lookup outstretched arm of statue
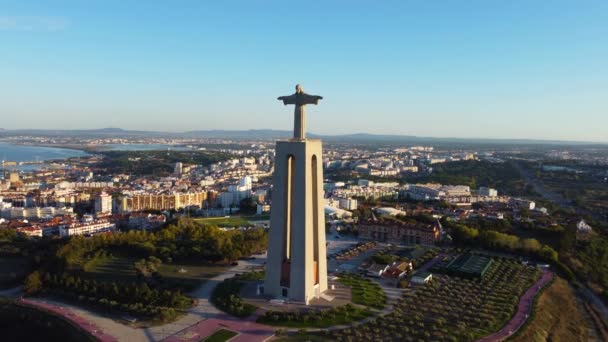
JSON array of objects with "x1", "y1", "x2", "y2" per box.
[
  {"x1": 301, "y1": 93, "x2": 323, "y2": 105},
  {"x1": 277, "y1": 94, "x2": 297, "y2": 105}
]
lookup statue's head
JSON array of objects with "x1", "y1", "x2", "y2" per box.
[{"x1": 295, "y1": 84, "x2": 303, "y2": 93}]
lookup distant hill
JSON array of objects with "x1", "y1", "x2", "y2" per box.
[
  {"x1": 184, "y1": 129, "x2": 294, "y2": 139},
  {"x1": 0, "y1": 128, "x2": 605, "y2": 147}
]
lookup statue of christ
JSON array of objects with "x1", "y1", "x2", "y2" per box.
[{"x1": 278, "y1": 84, "x2": 323, "y2": 140}]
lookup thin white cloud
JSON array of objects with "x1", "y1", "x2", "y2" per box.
[{"x1": 0, "y1": 15, "x2": 69, "y2": 31}]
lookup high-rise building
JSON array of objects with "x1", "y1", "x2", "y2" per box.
[
  {"x1": 265, "y1": 85, "x2": 327, "y2": 304},
  {"x1": 9, "y1": 173, "x2": 20, "y2": 183},
  {"x1": 120, "y1": 192, "x2": 207, "y2": 212},
  {"x1": 94, "y1": 192, "x2": 113, "y2": 214},
  {"x1": 174, "y1": 162, "x2": 183, "y2": 175}
]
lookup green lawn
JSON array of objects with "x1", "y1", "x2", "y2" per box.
[
  {"x1": 193, "y1": 216, "x2": 252, "y2": 227},
  {"x1": 257, "y1": 304, "x2": 373, "y2": 328},
  {"x1": 74, "y1": 255, "x2": 226, "y2": 291},
  {"x1": 79, "y1": 256, "x2": 138, "y2": 283},
  {"x1": 337, "y1": 274, "x2": 386, "y2": 309},
  {"x1": 0, "y1": 257, "x2": 30, "y2": 289},
  {"x1": 193, "y1": 215, "x2": 269, "y2": 227},
  {"x1": 158, "y1": 263, "x2": 228, "y2": 291},
  {"x1": 202, "y1": 329, "x2": 238, "y2": 342}
]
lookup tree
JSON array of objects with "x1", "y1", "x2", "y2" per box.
[
  {"x1": 24, "y1": 271, "x2": 43, "y2": 295},
  {"x1": 239, "y1": 197, "x2": 258, "y2": 215},
  {"x1": 450, "y1": 224, "x2": 479, "y2": 244},
  {"x1": 539, "y1": 245, "x2": 559, "y2": 262}
]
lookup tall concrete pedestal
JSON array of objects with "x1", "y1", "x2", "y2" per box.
[{"x1": 264, "y1": 139, "x2": 328, "y2": 304}]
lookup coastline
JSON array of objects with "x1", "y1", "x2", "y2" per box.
[{"x1": 0, "y1": 140, "x2": 100, "y2": 153}]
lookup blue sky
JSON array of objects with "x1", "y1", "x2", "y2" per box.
[{"x1": 1, "y1": 1, "x2": 606, "y2": 141}]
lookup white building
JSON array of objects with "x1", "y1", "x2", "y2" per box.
[
  {"x1": 1, "y1": 206, "x2": 73, "y2": 219},
  {"x1": 174, "y1": 162, "x2": 183, "y2": 175},
  {"x1": 510, "y1": 198, "x2": 536, "y2": 210},
  {"x1": 411, "y1": 272, "x2": 433, "y2": 285},
  {"x1": 338, "y1": 197, "x2": 358, "y2": 211},
  {"x1": 59, "y1": 219, "x2": 116, "y2": 237},
  {"x1": 375, "y1": 207, "x2": 406, "y2": 217},
  {"x1": 95, "y1": 192, "x2": 113, "y2": 215},
  {"x1": 239, "y1": 176, "x2": 253, "y2": 188},
  {"x1": 256, "y1": 203, "x2": 271, "y2": 215},
  {"x1": 479, "y1": 187, "x2": 498, "y2": 197},
  {"x1": 577, "y1": 220, "x2": 593, "y2": 234}
]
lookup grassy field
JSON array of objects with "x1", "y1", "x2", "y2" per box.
[
  {"x1": 511, "y1": 277, "x2": 592, "y2": 342},
  {"x1": 337, "y1": 274, "x2": 386, "y2": 309},
  {"x1": 194, "y1": 216, "x2": 252, "y2": 227},
  {"x1": 203, "y1": 328, "x2": 238, "y2": 342},
  {"x1": 193, "y1": 215, "x2": 269, "y2": 227},
  {"x1": 257, "y1": 304, "x2": 372, "y2": 328},
  {"x1": 0, "y1": 257, "x2": 31, "y2": 289},
  {"x1": 158, "y1": 263, "x2": 227, "y2": 291},
  {"x1": 74, "y1": 255, "x2": 226, "y2": 291}
]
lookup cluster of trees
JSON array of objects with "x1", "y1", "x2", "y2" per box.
[
  {"x1": 82, "y1": 250, "x2": 112, "y2": 272},
  {"x1": 16, "y1": 218, "x2": 267, "y2": 323},
  {"x1": 239, "y1": 198, "x2": 258, "y2": 215},
  {"x1": 134, "y1": 256, "x2": 162, "y2": 279},
  {"x1": 56, "y1": 218, "x2": 268, "y2": 269},
  {"x1": 25, "y1": 271, "x2": 189, "y2": 321},
  {"x1": 411, "y1": 160, "x2": 526, "y2": 196},
  {"x1": 210, "y1": 277, "x2": 257, "y2": 318},
  {"x1": 371, "y1": 253, "x2": 397, "y2": 265},
  {"x1": 97, "y1": 150, "x2": 230, "y2": 176},
  {"x1": 573, "y1": 237, "x2": 608, "y2": 294},
  {"x1": 411, "y1": 249, "x2": 440, "y2": 268},
  {"x1": 329, "y1": 258, "x2": 539, "y2": 342},
  {"x1": 464, "y1": 217, "x2": 513, "y2": 233},
  {"x1": 448, "y1": 223, "x2": 558, "y2": 263}
]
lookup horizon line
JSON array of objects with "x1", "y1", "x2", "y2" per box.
[{"x1": 0, "y1": 127, "x2": 607, "y2": 145}]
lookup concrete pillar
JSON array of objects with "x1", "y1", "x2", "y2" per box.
[{"x1": 265, "y1": 139, "x2": 327, "y2": 303}]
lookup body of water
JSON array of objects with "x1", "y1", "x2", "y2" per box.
[{"x1": 0, "y1": 142, "x2": 88, "y2": 171}]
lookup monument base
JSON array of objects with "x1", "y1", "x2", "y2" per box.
[{"x1": 264, "y1": 139, "x2": 328, "y2": 305}]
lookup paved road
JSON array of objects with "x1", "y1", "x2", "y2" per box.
[
  {"x1": 577, "y1": 284, "x2": 608, "y2": 322},
  {"x1": 20, "y1": 298, "x2": 120, "y2": 342},
  {"x1": 514, "y1": 162, "x2": 573, "y2": 208},
  {"x1": 477, "y1": 270, "x2": 553, "y2": 342}
]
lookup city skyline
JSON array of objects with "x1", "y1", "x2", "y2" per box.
[{"x1": 1, "y1": 1, "x2": 607, "y2": 142}]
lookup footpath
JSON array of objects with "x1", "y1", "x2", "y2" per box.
[
  {"x1": 477, "y1": 269, "x2": 553, "y2": 342},
  {"x1": 20, "y1": 298, "x2": 119, "y2": 342}
]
